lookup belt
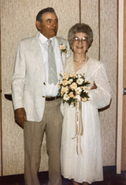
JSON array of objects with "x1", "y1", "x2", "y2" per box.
[{"x1": 44, "y1": 96, "x2": 61, "y2": 101}]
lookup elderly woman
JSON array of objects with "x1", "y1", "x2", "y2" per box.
[{"x1": 60, "y1": 23, "x2": 111, "y2": 185}]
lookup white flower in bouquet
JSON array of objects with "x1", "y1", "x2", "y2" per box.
[
  {"x1": 69, "y1": 79, "x2": 73, "y2": 84},
  {"x1": 64, "y1": 86, "x2": 69, "y2": 93},
  {"x1": 63, "y1": 93, "x2": 70, "y2": 101},
  {"x1": 70, "y1": 82, "x2": 77, "y2": 90},
  {"x1": 83, "y1": 86, "x2": 88, "y2": 93},
  {"x1": 76, "y1": 78, "x2": 84, "y2": 85},
  {"x1": 62, "y1": 79, "x2": 68, "y2": 86},
  {"x1": 75, "y1": 87, "x2": 82, "y2": 94},
  {"x1": 61, "y1": 86, "x2": 69, "y2": 96},
  {"x1": 63, "y1": 72, "x2": 69, "y2": 80}
]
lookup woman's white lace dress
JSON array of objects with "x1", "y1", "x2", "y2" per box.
[{"x1": 60, "y1": 56, "x2": 111, "y2": 184}]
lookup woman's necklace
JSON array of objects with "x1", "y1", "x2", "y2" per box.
[
  {"x1": 74, "y1": 58, "x2": 86, "y2": 63},
  {"x1": 74, "y1": 57, "x2": 88, "y2": 69}
]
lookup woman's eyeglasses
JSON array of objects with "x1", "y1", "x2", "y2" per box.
[{"x1": 73, "y1": 36, "x2": 88, "y2": 43}]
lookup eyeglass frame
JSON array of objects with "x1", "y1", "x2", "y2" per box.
[{"x1": 72, "y1": 36, "x2": 88, "y2": 44}]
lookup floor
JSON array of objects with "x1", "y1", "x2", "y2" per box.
[{"x1": 0, "y1": 166, "x2": 126, "y2": 185}]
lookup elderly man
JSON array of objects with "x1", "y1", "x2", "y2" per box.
[{"x1": 12, "y1": 7, "x2": 70, "y2": 185}]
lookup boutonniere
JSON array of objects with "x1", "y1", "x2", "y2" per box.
[{"x1": 59, "y1": 44, "x2": 68, "y2": 54}]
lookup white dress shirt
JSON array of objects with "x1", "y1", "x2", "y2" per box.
[{"x1": 38, "y1": 32, "x2": 63, "y2": 97}]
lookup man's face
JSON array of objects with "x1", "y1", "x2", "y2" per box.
[{"x1": 36, "y1": 12, "x2": 58, "y2": 39}]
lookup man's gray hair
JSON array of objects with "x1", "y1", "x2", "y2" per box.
[{"x1": 36, "y1": 7, "x2": 56, "y2": 22}]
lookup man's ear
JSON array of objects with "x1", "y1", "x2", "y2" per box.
[{"x1": 36, "y1": 21, "x2": 41, "y2": 31}]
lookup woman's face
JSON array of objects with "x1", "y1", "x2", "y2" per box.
[{"x1": 71, "y1": 32, "x2": 88, "y2": 54}]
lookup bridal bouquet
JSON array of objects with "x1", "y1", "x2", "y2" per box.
[{"x1": 57, "y1": 72, "x2": 90, "y2": 106}]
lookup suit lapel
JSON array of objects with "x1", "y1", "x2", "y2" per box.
[{"x1": 30, "y1": 33, "x2": 46, "y2": 80}]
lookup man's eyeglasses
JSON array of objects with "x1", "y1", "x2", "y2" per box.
[{"x1": 73, "y1": 36, "x2": 88, "y2": 43}]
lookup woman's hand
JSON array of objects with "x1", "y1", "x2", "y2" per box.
[{"x1": 90, "y1": 81, "x2": 97, "y2": 90}]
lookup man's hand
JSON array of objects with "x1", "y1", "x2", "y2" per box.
[
  {"x1": 90, "y1": 81, "x2": 97, "y2": 90},
  {"x1": 14, "y1": 108, "x2": 27, "y2": 128}
]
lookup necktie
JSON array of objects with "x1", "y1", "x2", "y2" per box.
[{"x1": 48, "y1": 39, "x2": 57, "y2": 85}]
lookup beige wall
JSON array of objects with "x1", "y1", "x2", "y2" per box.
[
  {"x1": 0, "y1": 0, "x2": 117, "y2": 175},
  {"x1": 99, "y1": 0, "x2": 117, "y2": 166}
]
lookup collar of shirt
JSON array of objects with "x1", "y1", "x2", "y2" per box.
[{"x1": 38, "y1": 31, "x2": 55, "y2": 47}]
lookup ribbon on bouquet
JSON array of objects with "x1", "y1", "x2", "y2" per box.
[{"x1": 72, "y1": 94, "x2": 83, "y2": 155}]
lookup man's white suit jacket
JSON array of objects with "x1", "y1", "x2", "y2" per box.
[{"x1": 12, "y1": 33, "x2": 71, "y2": 122}]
